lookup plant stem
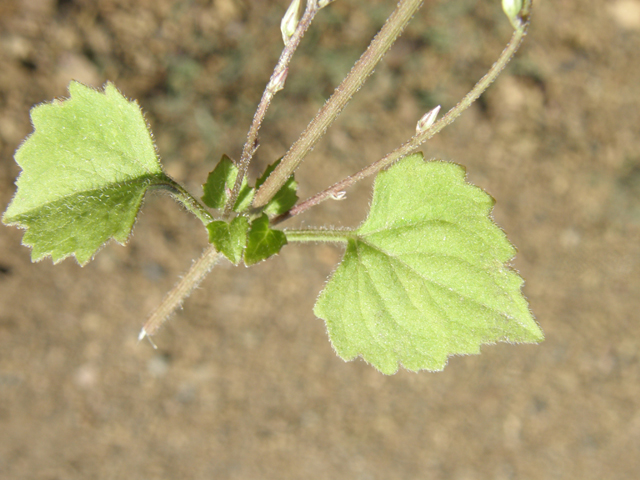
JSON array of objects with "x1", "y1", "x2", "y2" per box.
[
  {"x1": 141, "y1": 2, "x2": 323, "y2": 341},
  {"x1": 223, "y1": 0, "x2": 321, "y2": 218},
  {"x1": 142, "y1": 0, "x2": 533, "y2": 341},
  {"x1": 275, "y1": 12, "x2": 531, "y2": 223},
  {"x1": 139, "y1": 244, "x2": 222, "y2": 342},
  {"x1": 252, "y1": 0, "x2": 425, "y2": 209},
  {"x1": 153, "y1": 178, "x2": 214, "y2": 226},
  {"x1": 285, "y1": 228, "x2": 350, "y2": 243}
]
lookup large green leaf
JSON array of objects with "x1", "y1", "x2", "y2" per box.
[
  {"x1": 2, "y1": 81, "x2": 169, "y2": 265},
  {"x1": 314, "y1": 153, "x2": 543, "y2": 374}
]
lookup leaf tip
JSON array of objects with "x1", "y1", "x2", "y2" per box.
[{"x1": 67, "y1": 79, "x2": 85, "y2": 96}]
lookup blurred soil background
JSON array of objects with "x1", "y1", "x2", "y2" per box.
[{"x1": 1, "y1": 0, "x2": 639, "y2": 478}]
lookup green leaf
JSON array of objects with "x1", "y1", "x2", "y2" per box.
[
  {"x1": 2, "y1": 81, "x2": 168, "y2": 265},
  {"x1": 255, "y1": 159, "x2": 298, "y2": 216},
  {"x1": 202, "y1": 154, "x2": 254, "y2": 212},
  {"x1": 206, "y1": 216, "x2": 250, "y2": 265},
  {"x1": 244, "y1": 214, "x2": 287, "y2": 266},
  {"x1": 314, "y1": 153, "x2": 543, "y2": 374}
]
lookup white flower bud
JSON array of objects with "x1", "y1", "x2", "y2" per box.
[
  {"x1": 502, "y1": 0, "x2": 524, "y2": 29},
  {"x1": 281, "y1": 0, "x2": 304, "y2": 44},
  {"x1": 318, "y1": 0, "x2": 337, "y2": 8},
  {"x1": 416, "y1": 105, "x2": 441, "y2": 135}
]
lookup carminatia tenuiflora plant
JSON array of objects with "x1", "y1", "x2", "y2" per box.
[{"x1": 2, "y1": 0, "x2": 542, "y2": 374}]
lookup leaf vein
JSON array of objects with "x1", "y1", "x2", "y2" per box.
[{"x1": 358, "y1": 238, "x2": 514, "y2": 321}]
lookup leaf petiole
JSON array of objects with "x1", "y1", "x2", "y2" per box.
[
  {"x1": 152, "y1": 178, "x2": 214, "y2": 226},
  {"x1": 284, "y1": 228, "x2": 350, "y2": 244}
]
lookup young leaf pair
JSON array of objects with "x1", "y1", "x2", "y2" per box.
[{"x1": 201, "y1": 154, "x2": 296, "y2": 266}]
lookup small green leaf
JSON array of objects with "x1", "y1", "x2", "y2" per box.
[
  {"x1": 314, "y1": 153, "x2": 543, "y2": 374},
  {"x1": 206, "y1": 216, "x2": 250, "y2": 265},
  {"x1": 244, "y1": 214, "x2": 287, "y2": 266},
  {"x1": 255, "y1": 160, "x2": 298, "y2": 216},
  {"x1": 201, "y1": 154, "x2": 235, "y2": 209},
  {"x1": 2, "y1": 81, "x2": 169, "y2": 265},
  {"x1": 202, "y1": 154, "x2": 254, "y2": 212}
]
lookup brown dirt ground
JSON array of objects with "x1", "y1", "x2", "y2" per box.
[{"x1": 1, "y1": 0, "x2": 639, "y2": 478}]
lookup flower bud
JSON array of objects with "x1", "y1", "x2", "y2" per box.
[
  {"x1": 318, "y1": 0, "x2": 337, "y2": 8},
  {"x1": 502, "y1": 0, "x2": 524, "y2": 29},
  {"x1": 281, "y1": 0, "x2": 304, "y2": 44},
  {"x1": 267, "y1": 68, "x2": 289, "y2": 94},
  {"x1": 416, "y1": 105, "x2": 441, "y2": 135}
]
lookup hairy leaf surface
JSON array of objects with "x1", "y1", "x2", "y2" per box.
[
  {"x1": 255, "y1": 160, "x2": 298, "y2": 216},
  {"x1": 2, "y1": 81, "x2": 169, "y2": 265},
  {"x1": 207, "y1": 216, "x2": 250, "y2": 265},
  {"x1": 244, "y1": 214, "x2": 287, "y2": 266},
  {"x1": 314, "y1": 153, "x2": 543, "y2": 374},
  {"x1": 202, "y1": 154, "x2": 254, "y2": 212}
]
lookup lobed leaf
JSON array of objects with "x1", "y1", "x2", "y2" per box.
[
  {"x1": 206, "y1": 216, "x2": 250, "y2": 265},
  {"x1": 2, "y1": 81, "x2": 169, "y2": 265},
  {"x1": 244, "y1": 214, "x2": 287, "y2": 266},
  {"x1": 314, "y1": 153, "x2": 543, "y2": 374},
  {"x1": 202, "y1": 154, "x2": 254, "y2": 212},
  {"x1": 255, "y1": 159, "x2": 298, "y2": 216}
]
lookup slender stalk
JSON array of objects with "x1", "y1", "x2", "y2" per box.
[
  {"x1": 223, "y1": 0, "x2": 321, "y2": 218},
  {"x1": 152, "y1": 178, "x2": 214, "y2": 226},
  {"x1": 275, "y1": 13, "x2": 531, "y2": 223},
  {"x1": 252, "y1": 0, "x2": 425, "y2": 209},
  {"x1": 285, "y1": 228, "x2": 350, "y2": 243},
  {"x1": 139, "y1": 245, "x2": 222, "y2": 342}
]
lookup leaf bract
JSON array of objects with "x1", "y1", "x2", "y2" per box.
[
  {"x1": 206, "y1": 216, "x2": 250, "y2": 265},
  {"x1": 314, "y1": 153, "x2": 543, "y2": 374},
  {"x1": 202, "y1": 154, "x2": 254, "y2": 212},
  {"x1": 244, "y1": 214, "x2": 287, "y2": 266},
  {"x1": 255, "y1": 159, "x2": 298, "y2": 216}
]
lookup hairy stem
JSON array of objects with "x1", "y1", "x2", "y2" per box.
[
  {"x1": 138, "y1": 0, "x2": 319, "y2": 340},
  {"x1": 252, "y1": 0, "x2": 425, "y2": 209},
  {"x1": 275, "y1": 10, "x2": 531, "y2": 223},
  {"x1": 139, "y1": 245, "x2": 222, "y2": 341},
  {"x1": 285, "y1": 228, "x2": 350, "y2": 243},
  {"x1": 153, "y1": 178, "x2": 214, "y2": 226},
  {"x1": 141, "y1": 2, "x2": 322, "y2": 341},
  {"x1": 223, "y1": 1, "x2": 320, "y2": 218}
]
